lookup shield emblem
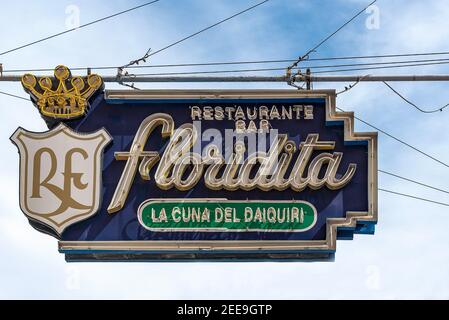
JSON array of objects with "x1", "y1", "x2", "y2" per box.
[{"x1": 10, "y1": 123, "x2": 111, "y2": 236}]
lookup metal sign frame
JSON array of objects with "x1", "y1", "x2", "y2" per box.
[{"x1": 55, "y1": 89, "x2": 377, "y2": 261}]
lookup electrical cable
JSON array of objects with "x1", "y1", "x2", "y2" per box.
[
  {"x1": 383, "y1": 81, "x2": 449, "y2": 113},
  {"x1": 379, "y1": 170, "x2": 449, "y2": 194},
  {"x1": 379, "y1": 188, "x2": 449, "y2": 207},
  {"x1": 288, "y1": 0, "x2": 377, "y2": 71},
  {"x1": 0, "y1": 0, "x2": 161, "y2": 57},
  {"x1": 315, "y1": 60, "x2": 449, "y2": 73},
  {"x1": 145, "y1": 0, "x2": 270, "y2": 59},
  {"x1": 4, "y1": 52, "x2": 449, "y2": 74},
  {"x1": 101, "y1": 58, "x2": 449, "y2": 77},
  {"x1": 337, "y1": 107, "x2": 449, "y2": 168},
  {"x1": 0, "y1": 90, "x2": 29, "y2": 101}
]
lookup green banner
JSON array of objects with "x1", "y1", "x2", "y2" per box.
[{"x1": 138, "y1": 200, "x2": 317, "y2": 232}]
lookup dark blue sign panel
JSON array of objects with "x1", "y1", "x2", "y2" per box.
[{"x1": 13, "y1": 73, "x2": 377, "y2": 261}]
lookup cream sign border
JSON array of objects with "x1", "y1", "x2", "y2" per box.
[
  {"x1": 59, "y1": 89, "x2": 378, "y2": 256},
  {"x1": 11, "y1": 124, "x2": 111, "y2": 236}
]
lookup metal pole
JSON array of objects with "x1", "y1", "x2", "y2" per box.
[
  {"x1": 302, "y1": 75, "x2": 449, "y2": 82},
  {"x1": 2, "y1": 74, "x2": 449, "y2": 82},
  {"x1": 105, "y1": 76, "x2": 289, "y2": 82}
]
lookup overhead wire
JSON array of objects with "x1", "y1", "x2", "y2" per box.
[
  {"x1": 383, "y1": 81, "x2": 449, "y2": 113},
  {"x1": 379, "y1": 188, "x2": 449, "y2": 207},
  {"x1": 337, "y1": 107, "x2": 449, "y2": 168},
  {"x1": 0, "y1": 90, "x2": 29, "y2": 101},
  {"x1": 5, "y1": 57, "x2": 440, "y2": 78},
  {"x1": 287, "y1": 0, "x2": 378, "y2": 86},
  {"x1": 336, "y1": 75, "x2": 370, "y2": 95},
  {"x1": 115, "y1": 0, "x2": 270, "y2": 89},
  {"x1": 379, "y1": 170, "x2": 449, "y2": 195},
  {"x1": 314, "y1": 60, "x2": 449, "y2": 73},
  {"x1": 288, "y1": 0, "x2": 378, "y2": 70},
  {"x1": 3, "y1": 51, "x2": 449, "y2": 73},
  {"x1": 138, "y1": 0, "x2": 270, "y2": 59},
  {"x1": 0, "y1": 0, "x2": 161, "y2": 57},
  {"x1": 123, "y1": 57, "x2": 449, "y2": 76}
]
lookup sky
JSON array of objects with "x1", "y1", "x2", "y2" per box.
[{"x1": 0, "y1": 0, "x2": 448, "y2": 299}]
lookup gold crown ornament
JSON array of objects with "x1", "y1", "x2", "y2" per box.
[{"x1": 21, "y1": 65, "x2": 104, "y2": 120}]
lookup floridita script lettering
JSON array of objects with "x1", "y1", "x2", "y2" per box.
[{"x1": 107, "y1": 113, "x2": 357, "y2": 213}]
